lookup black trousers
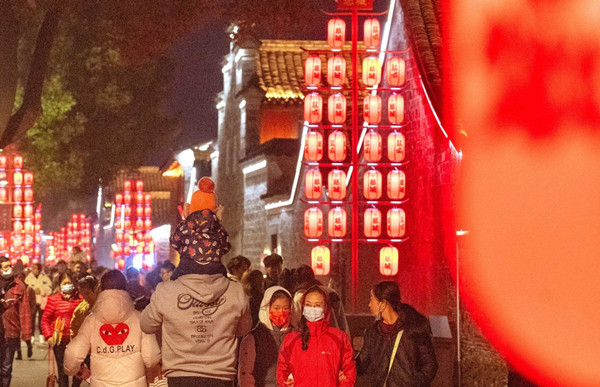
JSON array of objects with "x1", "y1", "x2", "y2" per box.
[
  {"x1": 0, "y1": 337, "x2": 19, "y2": 387},
  {"x1": 53, "y1": 343, "x2": 82, "y2": 387},
  {"x1": 167, "y1": 376, "x2": 233, "y2": 387}
]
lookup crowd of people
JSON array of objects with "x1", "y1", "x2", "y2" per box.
[{"x1": 0, "y1": 177, "x2": 438, "y2": 386}]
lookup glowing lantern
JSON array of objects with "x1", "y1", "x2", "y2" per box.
[
  {"x1": 24, "y1": 204, "x2": 33, "y2": 218},
  {"x1": 305, "y1": 55, "x2": 322, "y2": 86},
  {"x1": 144, "y1": 220, "x2": 152, "y2": 230},
  {"x1": 364, "y1": 95, "x2": 382, "y2": 124},
  {"x1": 13, "y1": 172, "x2": 22, "y2": 185},
  {"x1": 362, "y1": 57, "x2": 381, "y2": 86},
  {"x1": 136, "y1": 193, "x2": 144, "y2": 204},
  {"x1": 144, "y1": 233, "x2": 153, "y2": 243},
  {"x1": 13, "y1": 221, "x2": 23, "y2": 233},
  {"x1": 304, "y1": 208, "x2": 323, "y2": 238},
  {"x1": 328, "y1": 93, "x2": 347, "y2": 124},
  {"x1": 123, "y1": 180, "x2": 132, "y2": 191},
  {"x1": 24, "y1": 188, "x2": 33, "y2": 202},
  {"x1": 124, "y1": 206, "x2": 132, "y2": 217},
  {"x1": 363, "y1": 131, "x2": 382, "y2": 162},
  {"x1": 13, "y1": 205, "x2": 22, "y2": 218},
  {"x1": 13, "y1": 188, "x2": 22, "y2": 202},
  {"x1": 328, "y1": 207, "x2": 347, "y2": 238},
  {"x1": 364, "y1": 18, "x2": 381, "y2": 48},
  {"x1": 124, "y1": 220, "x2": 132, "y2": 230},
  {"x1": 144, "y1": 193, "x2": 152, "y2": 203},
  {"x1": 305, "y1": 170, "x2": 323, "y2": 200},
  {"x1": 136, "y1": 180, "x2": 144, "y2": 192},
  {"x1": 304, "y1": 93, "x2": 323, "y2": 123},
  {"x1": 118, "y1": 259, "x2": 125, "y2": 270},
  {"x1": 136, "y1": 219, "x2": 144, "y2": 230},
  {"x1": 311, "y1": 246, "x2": 331, "y2": 276},
  {"x1": 363, "y1": 170, "x2": 383, "y2": 200},
  {"x1": 115, "y1": 232, "x2": 123, "y2": 243},
  {"x1": 13, "y1": 155, "x2": 23, "y2": 169},
  {"x1": 387, "y1": 208, "x2": 406, "y2": 237},
  {"x1": 24, "y1": 172, "x2": 33, "y2": 186},
  {"x1": 144, "y1": 207, "x2": 152, "y2": 217},
  {"x1": 0, "y1": 156, "x2": 6, "y2": 168},
  {"x1": 80, "y1": 214, "x2": 85, "y2": 221},
  {"x1": 327, "y1": 18, "x2": 346, "y2": 49},
  {"x1": 387, "y1": 132, "x2": 405, "y2": 162},
  {"x1": 0, "y1": 188, "x2": 5, "y2": 202},
  {"x1": 387, "y1": 170, "x2": 406, "y2": 200},
  {"x1": 380, "y1": 246, "x2": 399, "y2": 276},
  {"x1": 328, "y1": 169, "x2": 347, "y2": 200},
  {"x1": 328, "y1": 131, "x2": 347, "y2": 161},
  {"x1": 388, "y1": 94, "x2": 405, "y2": 125},
  {"x1": 34, "y1": 223, "x2": 41, "y2": 233},
  {"x1": 304, "y1": 131, "x2": 323, "y2": 161},
  {"x1": 124, "y1": 194, "x2": 132, "y2": 205},
  {"x1": 364, "y1": 208, "x2": 382, "y2": 238},
  {"x1": 386, "y1": 57, "x2": 406, "y2": 87},
  {"x1": 136, "y1": 206, "x2": 144, "y2": 218},
  {"x1": 34, "y1": 212, "x2": 41, "y2": 222},
  {"x1": 327, "y1": 55, "x2": 347, "y2": 86},
  {"x1": 115, "y1": 193, "x2": 123, "y2": 205},
  {"x1": 24, "y1": 221, "x2": 33, "y2": 233},
  {"x1": 115, "y1": 206, "x2": 122, "y2": 217}
]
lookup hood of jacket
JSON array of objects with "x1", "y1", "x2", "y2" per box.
[
  {"x1": 92, "y1": 289, "x2": 135, "y2": 323},
  {"x1": 176, "y1": 273, "x2": 230, "y2": 304},
  {"x1": 258, "y1": 286, "x2": 293, "y2": 331}
]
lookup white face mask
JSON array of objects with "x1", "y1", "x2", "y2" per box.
[
  {"x1": 1, "y1": 268, "x2": 12, "y2": 278},
  {"x1": 375, "y1": 302, "x2": 385, "y2": 321},
  {"x1": 303, "y1": 306, "x2": 325, "y2": 322}
]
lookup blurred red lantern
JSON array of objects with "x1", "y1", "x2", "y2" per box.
[
  {"x1": 144, "y1": 233, "x2": 153, "y2": 243},
  {"x1": 34, "y1": 212, "x2": 41, "y2": 222},
  {"x1": 364, "y1": 131, "x2": 382, "y2": 162},
  {"x1": 387, "y1": 132, "x2": 405, "y2": 162},
  {"x1": 379, "y1": 246, "x2": 399, "y2": 276},
  {"x1": 13, "y1": 188, "x2": 22, "y2": 202},
  {"x1": 124, "y1": 194, "x2": 132, "y2": 205},
  {"x1": 34, "y1": 224, "x2": 41, "y2": 233},
  {"x1": 80, "y1": 214, "x2": 85, "y2": 221},
  {"x1": 364, "y1": 18, "x2": 381, "y2": 48},
  {"x1": 328, "y1": 169, "x2": 347, "y2": 200},
  {"x1": 311, "y1": 245, "x2": 330, "y2": 276},
  {"x1": 144, "y1": 245, "x2": 151, "y2": 255},
  {"x1": 13, "y1": 155, "x2": 23, "y2": 169},
  {"x1": 387, "y1": 170, "x2": 406, "y2": 200},
  {"x1": 0, "y1": 188, "x2": 6, "y2": 202},
  {"x1": 124, "y1": 220, "x2": 132, "y2": 230},
  {"x1": 136, "y1": 180, "x2": 144, "y2": 192},
  {"x1": 144, "y1": 220, "x2": 152, "y2": 230},
  {"x1": 305, "y1": 55, "x2": 322, "y2": 86},
  {"x1": 388, "y1": 94, "x2": 405, "y2": 125},
  {"x1": 115, "y1": 232, "x2": 123, "y2": 243},
  {"x1": 116, "y1": 206, "x2": 122, "y2": 217},
  {"x1": 387, "y1": 208, "x2": 406, "y2": 237},
  {"x1": 124, "y1": 206, "x2": 132, "y2": 217},
  {"x1": 362, "y1": 57, "x2": 381, "y2": 86},
  {"x1": 386, "y1": 57, "x2": 406, "y2": 87},
  {"x1": 136, "y1": 193, "x2": 143, "y2": 204},
  {"x1": 144, "y1": 193, "x2": 152, "y2": 203},
  {"x1": 34, "y1": 247, "x2": 41, "y2": 257},
  {"x1": 328, "y1": 93, "x2": 347, "y2": 124},
  {"x1": 363, "y1": 170, "x2": 382, "y2": 200},
  {"x1": 123, "y1": 180, "x2": 132, "y2": 191},
  {"x1": 327, "y1": 55, "x2": 346, "y2": 86},
  {"x1": 136, "y1": 232, "x2": 143, "y2": 242},
  {"x1": 13, "y1": 205, "x2": 22, "y2": 218},
  {"x1": 304, "y1": 131, "x2": 323, "y2": 161},
  {"x1": 305, "y1": 170, "x2": 323, "y2": 200},
  {"x1": 115, "y1": 193, "x2": 123, "y2": 205},
  {"x1": 0, "y1": 156, "x2": 6, "y2": 168},
  {"x1": 304, "y1": 93, "x2": 323, "y2": 123},
  {"x1": 328, "y1": 131, "x2": 347, "y2": 161},
  {"x1": 24, "y1": 204, "x2": 33, "y2": 218},
  {"x1": 13, "y1": 172, "x2": 22, "y2": 186},
  {"x1": 135, "y1": 219, "x2": 144, "y2": 230},
  {"x1": 328, "y1": 207, "x2": 347, "y2": 237},
  {"x1": 364, "y1": 95, "x2": 382, "y2": 124},
  {"x1": 364, "y1": 208, "x2": 382, "y2": 238},
  {"x1": 24, "y1": 188, "x2": 33, "y2": 202},
  {"x1": 304, "y1": 208, "x2": 323, "y2": 238},
  {"x1": 118, "y1": 259, "x2": 125, "y2": 269},
  {"x1": 144, "y1": 207, "x2": 152, "y2": 217},
  {"x1": 327, "y1": 18, "x2": 346, "y2": 49},
  {"x1": 136, "y1": 206, "x2": 144, "y2": 217},
  {"x1": 24, "y1": 172, "x2": 33, "y2": 186}
]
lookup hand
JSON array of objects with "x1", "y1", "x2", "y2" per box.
[
  {"x1": 339, "y1": 371, "x2": 347, "y2": 382},
  {"x1": 215, "y1": 204, "x2": 224, "y2": 220},
  {"x1": 35, "y1": 289, "x2": 41, "y2": 295},
  {"x1": 182, "y1": 203, "x2": 190, "y2": 218},
  {"x1": 47, "y1": 337, "x2": 55, "y2": 347},
  {"x1": 76, "y1": 364, "x2": 91, "y2": 380},
  {"x1": 284, "y1": 374, "x2": 294, "y2": 386}
]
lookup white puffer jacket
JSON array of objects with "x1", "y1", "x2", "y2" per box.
[{"x1": 64, "y1": 289, "x2": 160, "y2": 387}]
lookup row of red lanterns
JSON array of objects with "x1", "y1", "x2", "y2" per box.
[
  {"x1": 305, "y1": 56, "x2": 405, "y2": 88},
  {"x1": 0, "y1": 155, "x2": 23, "y2": 169},
  {"x1": 311, "y1": 245, "x2": 399, "y2": 276},
  {"x1": 0, "y1": 171, "x2": 34, "y2": 186},
  {"x1": 305, "y1": 169, "x2": 405, "y2": 201},
  {"x1": 304, "y1": 207, "x2": 406, "y2": 238},
  {"x1": 305, "y1": 93, "x2": 404, "y2": 124},
  {"x1": 327, "y1": 17, "x2": 381, "y2": 49}
]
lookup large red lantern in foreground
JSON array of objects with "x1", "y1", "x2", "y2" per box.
[
  {"x1": 387, "y1": 170, "x2": 406, "y2": 200},
  {"x1": 327, "y1": 18, "x2": 346, "y2": 49},
  {"x1": 305, "y1": 55, "x2": 322, "y2": 86},
  {"x1": 379, "y1": 246, "x2": 399, "y2": 276},
  {"x1": 328, "y1": 207, "x2": 347, "y2": 237},
  {"x1": 304, "y1": 131, "x2": 323, "y2": 161},
  {"x1": 387, "y1": 132, "x2": 405, "y2": 162},
  {"x1": 362, "y1": 57, "x2": 382, "y2": 86},
  {"x1": 386, "y1": 57, "x2": 406, "y2": 87},
  {"x1": 328, "y1": 131, "x2": 347, "y2": 161},
  {"x1": 311, "y1": 245, "x2": 330, "y2": 276},
  {"x1": 388, "y1": 94, "x2": 405, "y2": 125},
  {"x1": 363, "y1": 170, "x2": 382, "y2": 200},
  {"x1": 305, "y1": 170, "x2": 323, "y2": 200},
  {"x1": 304, "y1": 208, "x2": 323, "y2": 238},
  {"x1": 387, "y1": 208, "x2": 406, "y2": 237},
  {"x1": 364, "y1": 95, "x2": 382, "y2": 124},
  {"x1": 328, "y1": 93, "x2": 347, "y2": 124},
  {"x1": 304, "y1": 93, "x2": 323, "y2": 123},
  {"x1": 364, "y1": 18, "x2": 381, "y2": 48},
  {"x1": 327, "y1": 55, "x2": 347, "y2": 86},
  {"x1": 364, "y1": 208, "x2": 382, "y2": 238},
  {"x1": 363, "y1": 131, "x2": 382, "y2": 162}
]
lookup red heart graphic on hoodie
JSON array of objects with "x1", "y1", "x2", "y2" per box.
[{"x1": 99, "y1": 323, "x2": 129, "y2": 346}]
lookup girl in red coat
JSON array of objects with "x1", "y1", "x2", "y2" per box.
[
  {"x1": 276, "y1": 285, "x2": 356, "y2": 387},
  {"x1": 42, "y1": 272, "x2": 83, "y2": 387}
]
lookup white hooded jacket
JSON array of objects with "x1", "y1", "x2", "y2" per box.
[{"x1": 64, "y1": 289, "x2": 160, "y2": 387}]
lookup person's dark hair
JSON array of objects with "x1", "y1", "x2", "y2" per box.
[
  {"x1": 0, "y1": 256, "x2": 9, "y2": 264},
  {"x1": 300, "y1": 285, "x2": 330, "y2": 351},
  {"x1": 269, "y1": 289, "x2": 292, "y2": 307},
  {"x1": 294, "y1": 265, "x2": 320, "y2": 291},
  {"x1": 161, "y1": 261, "x2": 176, "y2": 272},
  {"x1": 262, "y1": 253, "x2": 283, "y2": 268},
  {"x1": 56, "y1": 260, "x2": 67, "y2": 267},
  {"x1": 78, "y1": 275, "x2": 98, "y2": 291},
  {"x1": 32, "y1": 263, "x2": 42, "y2": 271},
  {"x1": 372, "y1": 281, "x2": 402, "y2": 313},
  {"x1": 227, "y1": 255, "x2": 251, "y2": 274},
  {"x1": 278, "y1": 268, "x2": 295, "y2": 293},
  {"x1": 125, "y1": 266, "x2": 139, "y2": 281},
  {"x1": 72, "y1": 246, "x2": 82, "y2": 253},
  {"x1": 58, "y1": 272, "x2": 77, "y2": 293},
  {"x1": 100, "y1": 270, "x2": 128, "y2": 291},
  {"x1": 242, "y1": 270, "x2": 264, "y2": 298}
]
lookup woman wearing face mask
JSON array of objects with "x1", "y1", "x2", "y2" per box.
[
  {"x1": 42, "y1": 272, "x2": 83, "y2": 387},
  {"x1": 355, "y1": 281, "x2": 438, "y2": 386},
  {"x1": 277, "y1": 285, "x2": 355, "y2": 387},
  {"x1": 238, "y1": 286, "x2": 294, "y2": 386}
]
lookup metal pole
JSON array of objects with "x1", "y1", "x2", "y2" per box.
[{"x1": 351, "y1": 7, "x2": 359, "y2": 312}]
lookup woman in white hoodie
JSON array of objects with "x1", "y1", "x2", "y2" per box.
[{"x1": 64, "y1": 270, "x2": 160, "y2": 387}]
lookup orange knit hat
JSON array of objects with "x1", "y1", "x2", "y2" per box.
[{"x1": 189, "y1": 177, "x2": 217, "y2": 214}]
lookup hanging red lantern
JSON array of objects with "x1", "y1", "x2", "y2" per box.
[
  {"x1": 304, "y1": 208, "x2": 323, "y2": 238},
  {"x1": 386, "y1": 57, "x2": 406, "y2": 87},
  {"x1": 24, "y1": 204, "x2": 33, "y2": 218},
  {"x1": 144, "y1": 193, "x2": 152, "y2": 204},
  {"x1": 13, "y1": 188, "x2": 22, "y2": 202},
  {"x1": 304, "y1": 131, "x2": 323, "y2": 161},
  {"x1": 327, "y1": 55, "x2": 347, "y2": 86},
  {"x1": 136, "y1": 206, "x2": 144, "y2": 217},
  {"x1": 364, "y1": 18, "x2": 381, "y2": 48},
  {"x1": 23, "y1": 172, "x2": 33, "y2": 186},
  {"x1": 124, "y1": 220, "x2": 132, "y2": 230},
  {"x1": 144, "y1": 207, "x2": 152, "y2": 217},
  {"x1": 304, "y1": 93, "x2": 323, "y2": 123},
  {"x1": 24, "y1": 188, "x2": 33, "y2": 202},
  {"x1": 379, "y1": 246, "x2": 399, "y2": 276},
  {"x1": 144, "y1": 219, "x2": 152, "y2": 230},
  {"x1": 311, "y1": 245, "x2": 331, "y2": 276},
  {"x1": 136, "y1": 219, "x2": 144, "y2": 230},
  {"x1": 34, "y1": 212, "x2": 41, "y2": 222},
  {"x1": 13, "y1": 155, "x2": 23, "y2": 169},
  {"x1": 387, "y1": 208, "x2": 406, "y2": 237},
  {"x1": 0, "y1": 188, "x2": 6, "y2": 202},
  {"x1": 124, "y1": 206, "x2": 132, "y2": 217},
  {"x1": 305, "y1": 170, "x2": 323, "y2": 200},
  {"x1": 80, "y1": 214, "x2": 85, "y2": 221},
  {"x1": 136, "y1": 180, "x2": 144, "y2": 192},
  {"x1": 363, "y1": 170, "x2": 383, "y2": 200},
  {"x1": 364, "y1": 95, "x2": 382, "y2": 124},
  {"x1": 136, "y1": 232, "x2": 143, "y2": 242},
  {"x1": 115, "y1": 206, "x2": 122, "y2": 217},
  {"x1": 362, "y1": 57, "x2": 382, "y2": 86},
  {"x1": 124, "y1": 194, "x2": 132, "y2": 205},
  {"x1": 328, "y1": 131, "x2": 347, "y2": 161},
  {"x1": 328, "y1": 93, "x2": 347, "y2": 124},
  {"x1": 0, "y1": 156, "x2": 6, "y2": 168},
  {"x1": 328, "y1": 169, "x2": 347, "y2": 200},
  {"x1": 387, "y1": 132, "x2": 405, "y2": 162},
  {"x1": 13, "y1": 205, "x2": 22, "y2": 219},
  {"x1": 327, "y1": 18, "x2": 346, "y2": 49},
  {"x1": 387, "y1": 170, "x2": 406, "y2": 200},
  {"x1": 363, "y1": 131, "x2": 382, "y2": 162},
  {"x1": 118, "y1": 258, "x2": 126, "y2": 269},
  {"x1": 115, "y1": 231, "x2": 123, "y2": 243},
  {"x1": 388, "y1": 94, "x2": 405, "y2": 125},
  {"x1": 364, "y1": 208, "x2": 382, "y2": 238},
  {"x1": 24, "y1": 221, "x2": 33, "y2": 233},
  {"x1": 13, "y1": 172, "x2": 22, "y2": 186},
  {"x1": 34, "y1": 247, "x2": 41, "y2": 257},
  {"x1": 328, "y1": 207, "x2": 347, "y2": 237},
  {"x1": 115, "y1": 193, "x2": 123, "y2": 205},
  {"x1": 305, "y1": 55, "x2": 322, "y2": 86},
  {"x1": 144, "y1": 233, "x2": 153, "y2": 243},
  {"x1": 13, "y1": 221, "x2": 23, "y2": 233},
  {"x1": 144, "y1": 245, "x2": 151, "y2": 255},
  {"x1": 123, "y1": 180, "x2": 132, "y2": 191},
  {"x1": 34, "y1": 223, "x2": 41, "y2": 232},
  {"x1": 135, "y1": 193, "x2": 143, "y2": 204}
]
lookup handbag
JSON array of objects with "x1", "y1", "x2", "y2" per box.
[
  {"x1": 382, "y1": 329, "x2": 404, "y2": 387},
  {"x1": 46, "y1": 347, "x2": 58, "y2": 387}
]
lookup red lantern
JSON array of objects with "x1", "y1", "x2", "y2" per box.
[
  {"x1": 34, "y1": 247, "x2": 41, "y2": 257},
  {"x1": 311, "y1": 246, "x2": 331, "y2": 276},
  {"x1": 136, "y1": 206, "x2": 144, "y2": 217},
  {"x1": 328, "y1": 131, "x2": 347, "y2": 162},
  {"x1": 80, "y1": 214, "x2": 85, "y2": 221},
  {"x1": 124, "y1": 206, "x2": 132, "y2": 218},
  {"x1": 305, "y1": 55, "x2": 322, "y2": 86},
  {"x1": 124, "y1": 220, "x2": 132, "y2": 230},
  {"x1": 387, "y1": 132, "x2": 405, "y2": 162},
  {"x1": 24, "y1": 221, "x2": 33, "y2": 233},
  {"x1": 328, "y1": 207, "x2": 347, "y2": 237},
  {"x1": 135, "y1": 219, "x2": 144, "y2": 230},
  {"x1": 24, "y1": 188, "x2": 33, "y2": 202},
  {"x1": 13, "y1": 172, "x2": 22, "y2": 186},
  {"x1": 304, "y1": 93, "x2": 323, "y2": 123},
  {"x1": 328, "y1": 93, "x2": 347, "y2": 124},
  {"x1": 364, "y1": 95, "x2": 382, "y2": 124},
  {"x1": 364, "y1": 18, "x2": 381, "y2": 48},
  {"x1": 304, "y1": 208, "x2": 323, "y2": 238},
  {"x1": 118, "y1": 258, "x2": 125, "y2": 270},
  {"x1": 363, "y1": 131, "x2": 382, "y2": 162},
  {"x1": 364, "y1": 208, "x2": 382, "y2": 238},
  {"x1": 136, "y1": 180, "x2": 144, "y2": 192},
  {"x1": 387, "y1": 208, "x2": 406, "y2": 237},
  {"x1": 136, "y1": 232, "x2": 143, "y2": 242},
  {"x1": 123, "y1": 180, "x2": 132, "y2": 191},
  {"x1": 124, "y1": 194, "x2": 132, "y2": 205},
  {"x1": 387, "y1": 170, "x2": 406, "y2": 200},
  {"x1": 327, "y1": 18, "x2": 346, "y2": 49},
  {"x1": 0, "y1": 188, "x2": 6, "y2": 202},
  {"x1": 327, "y1": 55, "x2": 346, "y2": 86},
  {"x1": 13, "y1": 155, "x2": 23, "y2": 169},
  {"x1": 0, "y1": 156, "x2": 6, "y2": 168},
  {"x1": 144, "y1": 219, "x2": 152, "y2": 230},
  {"x1": 363, "y1": 170, "x2": 383, "y2": 200},
  {"x1": 24, "y1": 172, "x2": 33, "y2": 186},
  {"x1": 13, "y1": 205, "x2": 22, "y2": 218},
  {"x1": 24, "y1": 204, "x2": 33, "y2": 218},
  {"x1": 34, "y1": 223, "x2": 41, "y2": 232},
  {"x1": 379, "y1": 246, "x2": 399, "y2": 276},
  {"x1": 386, "y1": 57, "x2": 406, "y2": 87},
  {"x1": 13, "y1": 188, "x2": 22, "y2": 202},
  {"x1": 362, "y1": 57, "x2": 381, "y2": 86},
  {"x1": 144, "y1": 233, "x2": 153, "y2": 243},
  {"x1": 115, "y1": 193, "x2": 123, "y2": 205},
  {"x1": 328, "y1": 169, "x2": 347, "y2": 200},
  {"x1": 115, "y1": 231, "x2": 123, "y2": 243},
  {"x1": 34, "y1": 212, "x2": 41, "y2": 222},
  {"x1": 388, "y1": 94, "x2": 405, "y2": 125},
  {"x1": 144, "y1": 207, "x2": 152, "y2": 217},
  {"x1": 144, "y1": 193, "x2": 152, "y2": 204},
  {"x1": 13, "y1": 221, "x2": 23, "y2": 233},
  {"x1": 144, "y1": 245, "x2": 151, "y2": 255},
  {"x1": 305, "y1": 170, "x2": 323, "y2": 200},
  {"x1": 115, "y1": 206, "x2": 122, "y2": 217},
  {"x1": 304, "y1": 131, "x2": 323, "y2": 161}
]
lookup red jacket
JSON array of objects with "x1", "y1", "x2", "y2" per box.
[
  {"x1": 2, "y1": 278, "x2": 32, "y2": 341},
  {"x1": 277, "y1": 319, "x2": 356, "y2": 387},
  {"x1": 41, "y1": 293, "x2": 82, "y2": 344}
]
